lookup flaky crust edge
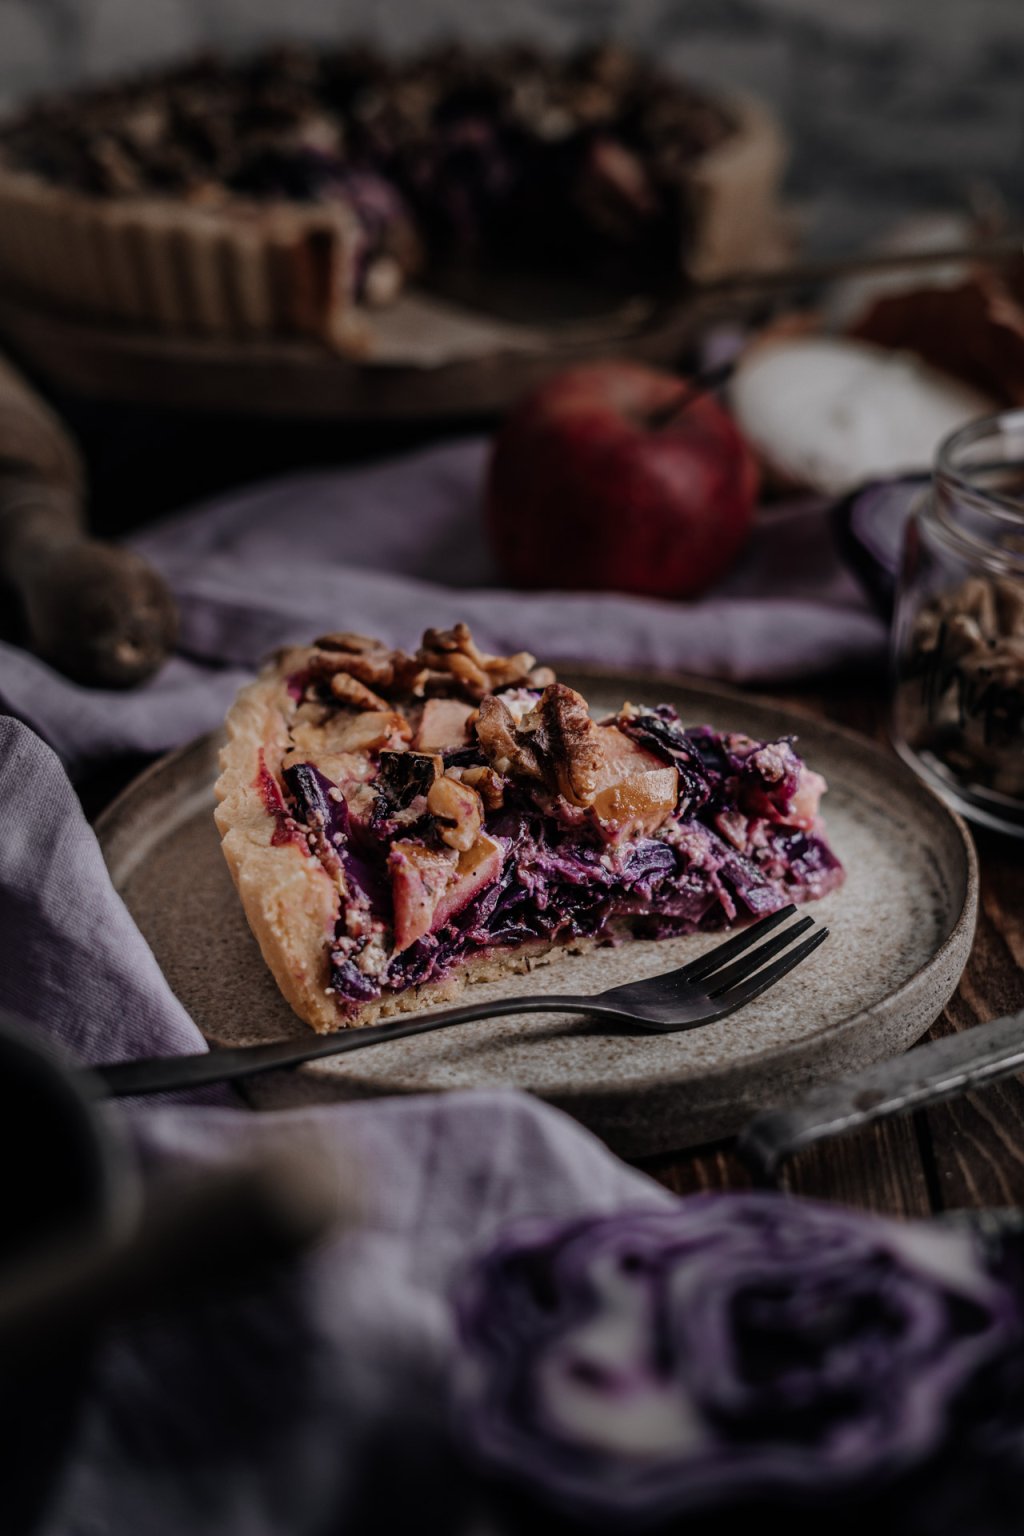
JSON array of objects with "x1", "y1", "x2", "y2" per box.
[
  {"x1": 0, "y1": 160, "x2": 371, "y2": 352},
  {"x1": 214, "y1": 658, "x2": 344, "y2": 1036}
]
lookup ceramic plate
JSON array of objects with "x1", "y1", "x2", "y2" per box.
[{"x1": 97, "y1": 673, "x2": 978, "y2": 1156}]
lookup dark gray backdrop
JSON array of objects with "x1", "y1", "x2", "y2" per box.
[{"x1": 0, "y1": 0, "x2": 1020, "y2": 249}]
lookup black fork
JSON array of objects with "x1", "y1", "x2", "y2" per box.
[{"x1": 87, "y1": 906, "x2": 828, "y2": 1099}]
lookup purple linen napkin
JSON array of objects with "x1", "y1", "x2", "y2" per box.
[
  {"x1": 0, "y1": 717, "x2": 209, "y2": 1075},
  {"x1": 42, "y1": 1099, "x2": 670, "y2": 1536},
  {"x1": 0, "y1": 438, "x2": 885, "y2": 775},
  {"x1": 0, "y1": 714, "x2": 670, "y2": 1533}
]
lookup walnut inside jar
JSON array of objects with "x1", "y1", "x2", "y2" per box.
[{"x1": 901, "y1": 574, "x2": 1024, "y2": 799}]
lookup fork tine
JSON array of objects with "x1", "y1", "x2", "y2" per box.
[
  {"x1": 679, "y1": 905, "x2": 798, "y2": 983},
  {"x1": 704, "y1": 914, "x2": 816, "y2": 997},
  {"x1": 709, "y1": 927, "x2": 829, "y2": 1016}
]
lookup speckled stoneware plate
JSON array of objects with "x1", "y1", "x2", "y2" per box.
[{"x1": 96, "y1": 674, "x2": 978, "y2": 1157}]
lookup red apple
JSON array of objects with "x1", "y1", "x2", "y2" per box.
[{"x1": 485, "y1": 361, "x2": 759, "y2": 599}]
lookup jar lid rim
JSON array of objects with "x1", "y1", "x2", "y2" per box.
[{"x1": 936, "y1": 409, "x2": 1024, "y2": 528}]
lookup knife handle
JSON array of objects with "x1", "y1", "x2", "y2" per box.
[{"x1": 736, "y1": 1008, "x2": 1024, "y2": 1186}]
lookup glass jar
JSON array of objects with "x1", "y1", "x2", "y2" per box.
[{"x1": 891, "y1": 410, "x2": 1024, "y2": 837}]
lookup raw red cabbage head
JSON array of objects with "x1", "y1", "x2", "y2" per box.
[{"x1": 453, "y1": 1195, "x2": 1023, "y2": 1528}]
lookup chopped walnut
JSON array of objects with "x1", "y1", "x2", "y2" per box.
[
  {"x1": 996, "y1": 578, "x2": 1024, "y2": 637},
  {"x1": 297, "y1": 620, "x2": 552, "y2": 709},
  {"x1": 306, "y1": 623, "x2": 551, "y2": 705},
  {"x1": 961, "y1": 635, "x2": 1024, "y2": 684},
  {"x1": 475, "y1": 682, "x2": 604, "y2": 806},
  {"x1": 901, "y1": 572, "x2": 1024, "y2": 797},
  {"x1": 957, "y1": 577, "x2": 999, "y2": 635},
  {"x1": 475, "y1": 694, "x2": 545, "y2": 780},
  {"x1": 461, "y1": 765, "x2": 506, "y2": 810},
  {"x1": 415, "y1": 622, "x2": 555, "y2": 701},
  {"x1": 314, "y1": 632, "x2": 381, "y2": 655},
  {"x1": 911, "y1": 575, "x2": 1024, "y2": 653},
  {"x1": 310, "y1": 633, "x2": 419, "y2": 693},
  {"x1": 330, "y1": 672, "x2": 391, "y2": 712},
  {"x1": 528, "y1": 683, "x2": 604, "y2": 806},
  {"x1": 944, "y1": 612, "x2": 987, "y2": 661},
  {"x1": 427, "y1": 773, "x2": 484, "y2": 852}
]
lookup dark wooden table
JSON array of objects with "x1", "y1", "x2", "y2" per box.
[{"x1": 643, "y1": 677, "x2": 1024, "y2": 1215}]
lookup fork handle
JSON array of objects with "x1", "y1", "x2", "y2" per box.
[
  {"x1": 737, "y1": 1007, "x2": 1024, "y2": 1187},
  {"x1": 84, "y1": 994, "x2": 609, "y2": 1099}
]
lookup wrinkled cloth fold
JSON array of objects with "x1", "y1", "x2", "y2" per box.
[
  {"x1": 41, "y1": 1098, "x2": 670, "y2": 1536},
  {"x1": 0, "y1": 716, "x2": 667, "y2": 1535},
  {"x1": 0, "y1": 438, "x2": 885, "y2": 775}
]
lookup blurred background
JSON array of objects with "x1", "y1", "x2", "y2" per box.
[
  {"x1": 0, "y1": 0, "x2": 1021, "y2": 529},
  {"x1": 1, "y1": 0, "x2": 1020, "y2": 254}
]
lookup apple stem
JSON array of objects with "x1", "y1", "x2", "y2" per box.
[{"x1": 648, "y1": 359, "x2": 737, "y2": 430}]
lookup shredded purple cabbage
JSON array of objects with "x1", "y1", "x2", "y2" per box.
[
  {"x1": 282, "y1": 761, "x2": 388, "y2": 917},
  {"x1": 453, "y1": 1196, "x2": 1024, "y2": 1529},
  {"x1": 281, "y1": 718, "x2": 844, "y2": 1013},
  {"x1": 282, "y1": 761, "x2": 349, "y2": 850},
  {"x1": 329, "y1": 804, "x2": 839, "y2": 1005}
]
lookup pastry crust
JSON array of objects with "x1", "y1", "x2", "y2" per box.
[
  {"x1": 215, "y1": 665, "x2": 342, "y2": 1035},
  {"x1": 0, "y1": 161, "x2": 370, "y2": 349},
  {"x1": 308, "y1": 937, "x2": 597, "y2": 1030}
]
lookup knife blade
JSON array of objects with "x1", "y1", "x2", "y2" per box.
[{"x1": 737, "y1": 1007, "x2": 1024, "y2": 1186}]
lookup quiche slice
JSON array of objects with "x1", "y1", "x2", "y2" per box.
[{"x1": 214, "y1": 625, "x2": 844, "y2": 1033}]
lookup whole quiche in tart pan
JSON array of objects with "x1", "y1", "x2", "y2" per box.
[
  {"x1": 0, "y1": 43, "x2": 785, "y2": 352},
  {"x1": 214, "y1": 625, "x2": 843, "y2": 1034}
]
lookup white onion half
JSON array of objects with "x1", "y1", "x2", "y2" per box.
[{"x1": 729, "y1": 335, "x2": 995, "y2": 496}]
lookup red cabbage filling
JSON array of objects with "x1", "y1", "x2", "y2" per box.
[{"x1": 281, "y1": 711, "x2": 844, "y2": 1015}]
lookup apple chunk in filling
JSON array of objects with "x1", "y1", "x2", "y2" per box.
[
  {"x1": 588, "y1": 727, "x2": 678, "y2": 840},
  {"x1": 389, "y1": 833, "x2": 504, "y2": 952}
]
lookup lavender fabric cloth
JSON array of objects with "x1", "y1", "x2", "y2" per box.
[
  {"x1": 42, "y1": 1101, "x2": 670, "y2": 1536},
  {"x1": 0, "y1": 437, "x2": 885, "y2": 775},
  {"x1": 0, "y1": 714, "x2": 669, "y2": 1534},
  {"x1": 0, "y1": 442, "x2": 880, "y2": 1532}
]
